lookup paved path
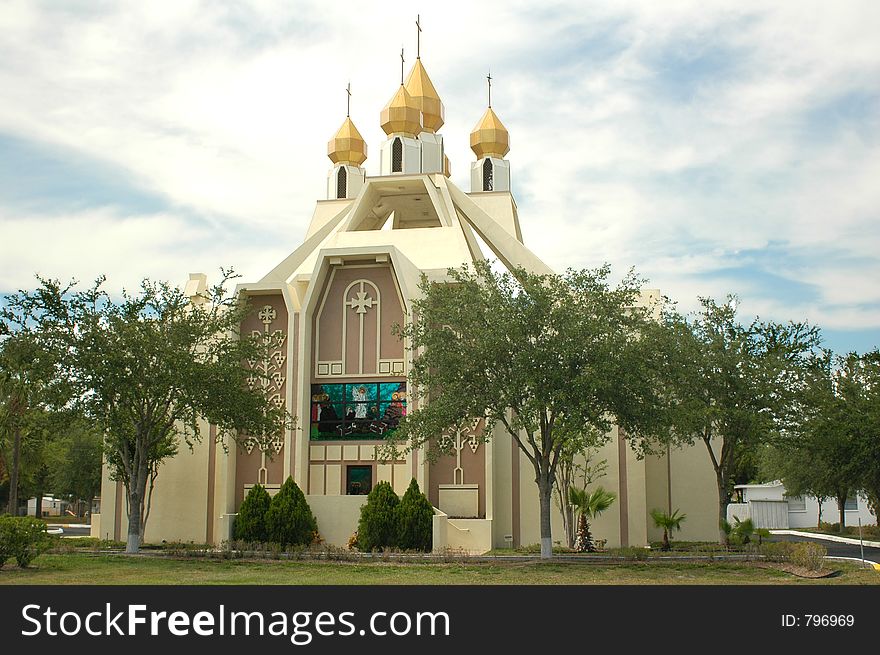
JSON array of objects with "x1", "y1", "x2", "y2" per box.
[
  {"x1": 769, "y1": 533, "x2": 880, "y2": 564},
  {"x1": 49, "y1": 525, "x2": 91, "y2": 538}
]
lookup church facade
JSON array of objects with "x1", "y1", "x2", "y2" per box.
[{"x1": 94, "y1": 53, "x2": 719, "y2": 552}]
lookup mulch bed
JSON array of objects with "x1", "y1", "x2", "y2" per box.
[{"x1": 755, "y1": 562, "x2": 839, "y2": 578}]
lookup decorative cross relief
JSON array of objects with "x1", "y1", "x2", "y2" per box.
[
  {"x1": 439, "y1": 418, "x2": 482, "y2": 485},
  {"x1": 245, "y1": 304, "x2": 287, "y2": 464},
  {"x1": 347, "y1": 290, "x2": 375, "y2": 314}
]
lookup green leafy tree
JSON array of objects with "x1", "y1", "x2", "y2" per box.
[
  {"x1": 357, "y1": 481, "x2": 400, "y2": 551},
  {"x1": 392, "y1": 261, "x2": 668, "y2": 559},
  {"x1": 233, "y1": 484, "x2": 272, "y2": 543},
  {"x1": 0, "y1": 334, "x2": 58, "y2": 516},
  {"x1": 396, "y1": 478, "x2": 433, "y2": 552},
  {"x1": 265, "y1": 477, "x2": 317, "y2": 548},
  {"x1": 761, "y1": 441, "x2": 835, "y2": 529},
  {"x1": 1, "y1": 271, "x2": 294, "y2": 553},
  {"x1": 651, "y1": 508, "x2": 687, "y2": 551},
  {"x1": 552, "y1": 436, "x2": 607, "y2": 549},
  {"x1": 655, "y1": 297, "x2": 820, "y2": 544},
  {"x1": 568, "y1": 486, "x2": 615, "y2": 552},
  {"x1": 777, "y1": 350, "x2": 875, "y2": 533},
  {"x1": 47, "y1": 419, "x2": 103, "y2": 517},
  {"x1": 836, "y1": 350, "x2": 880, "y2": 527}
]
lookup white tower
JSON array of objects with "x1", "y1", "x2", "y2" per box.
[
  {"x1": 379, "y1": 50, "x2": 423, "y2": 175},
  {"x1": 326, "y1": 84, "x2": 367, "y2": 200},
  {"x1": 470, "y1": 73, "x2": 511, "y2": 192}
]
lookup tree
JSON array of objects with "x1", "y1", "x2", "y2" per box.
[
  {"x1": 568, "y1": 486, "x2": 616, "y2": 552},
  {"x1": 836, "y1": 350, "x2": 880, "y2": 527},
  {"x1": 393, "y1": 261, "x2": 668, "y2": 559},
  {"x1": 552, "y1": 436, "x2": 607, "y2": 549},
  {"x1": 233, "y1": 483, "x2": 272, "y2": 543},
  {"x1": 265, "y1": 477, "x2": 317, "y2": 548},
  {"x1": 0, "y1": 334, "x2": 58, "y2": 516},
  {"x1": 357, "y1": 481, "x2": 400, "y2": 552},
  {"x1": 46, "y1": 419, "x2": 103, "y2": 516},
  {"x1": 656, "y1": 297, "x2": 820, "y2": 545},
  {"x1": 1, "y1": 271, "x2": 293, "y2": 553},
  {"x1": 651, "y1": 508, "x2": 686, "y2": 551},
  {"x1": 777, "y1": 350, "x2": 877, "y2": 533},
  {"x1": 761, "y1": 441, "x2": 835, "y2": 529},
  {"x1": 396, "y1": 478, "x2": 433, "y2": 552}
]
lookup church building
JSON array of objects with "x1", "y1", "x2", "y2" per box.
[{"x1": 94, "y1": 43, "x2": 719, "y2": 552}]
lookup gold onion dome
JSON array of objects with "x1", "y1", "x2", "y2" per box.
[
  {"x1": 327, "y1": 117, "x2": 367, "y2": 166},
  {"x1": 380, "y1": 85, "x2": 422, "y2": 136},
  {"x1": 470, "y1": 107, "x2": 510, "y2": 159},
  {"x1": 404, "y1": 59, "x2": 445, "y2": 132}
]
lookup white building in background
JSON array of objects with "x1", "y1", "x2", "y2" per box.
[
  {"x1": 27, "y1": 496, "x2": 69, "y2": 517},
  {"x1": 728, "y1": 481, "x2": 877, "y2": 530}
]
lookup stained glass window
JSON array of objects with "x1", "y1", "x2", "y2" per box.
[{"x1": 310, "y1": 382, "x2": 407, "y2": 440}]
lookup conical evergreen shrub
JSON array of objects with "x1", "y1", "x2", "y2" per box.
[
  {"x1": 356, "y1": 481, "x2": 400, "y2": 551},
  {"x1": 233, "y1": 483, "x2": 271, "y2": 543},
  {"x1": 396, "y1": 478, "x2": 433, "y2": 551},
  {"x1": 266, "y1": 477, "x2": 318, "y2": 548}
]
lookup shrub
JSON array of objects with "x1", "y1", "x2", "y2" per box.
[
  {"x1": 0, "y1": 516, "x2": 51, "y2": 568},
  {"x1": 357, "y1": 481, "x2": 400, "y2": 551},
  {"x1": 731, "y1": 517, "x2": 755, "y2": 545},
  {"x1": 396, "y1": 479, "x2": 433, "y2": 552},
  {"x1": 266, "y1": 477, "x2": 318, "y2": 549},
  {"x1": 234, "y1": 484, "x2": 272, "y2": 543},
  {"x1": 608, "y1": 546, "x2": 649, "y2": 560},
  {"x1": 790, "y1": 542, "x2": 826, "y2": 571},
  {"x1": 759, "y1": 541, "x2": 795, "y2": 562}
]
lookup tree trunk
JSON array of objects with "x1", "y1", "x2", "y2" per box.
[
  {"x1": 126, "y1": 465, "x2": 150, "y2": 554},
  {"x1": 35, "y1": 487, "x2": 43, "y2": 520},
  {"x1": 538, "y1": 473, "x2": 553, "y2": 559},
  {"x1": 563, "y1": 502, "x2": 574, "y2": 549},
  {"x1": 716, "y1": 472, "x2": 729, "y2": 546},
  {"x1": 7, "y1": 425, "x2": 21, "y2": 516},
  {"x1": 837, "y1": 496, "x2": 846, "y2": 533}
]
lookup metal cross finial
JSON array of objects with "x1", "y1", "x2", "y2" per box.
[
  {"x1": 487, "y1": 70, "x2": 492, "y2": 108},
  {"x1": 400, "y1": 47, "x2": 405, "y2": 85},
  {"x1": 346, "y1": 82, "x2": 351, "y2": 117},
  {"x1": 416, "y1": 14, "x2": 421, "y2": 59}
]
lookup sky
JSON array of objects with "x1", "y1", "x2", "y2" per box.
[{"x1": 1, "y1": 0, "x2": 878, "y2": 354}]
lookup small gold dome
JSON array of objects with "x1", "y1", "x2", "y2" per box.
[
  {"x1": 327, "y1": 117, "x2": 367, "y2": 166},
  {"x1": 404, "y1": 59, "x2": 444, "y2": 133},
  {"x1": 470, "y1": 107, "x2": 510, "y2": 159},
  {"x1": 443, "y1": 154, "x2": 451, "y2": 178},
  {"x1": 380, "y1": 85, "x2": 422, "y2": 136}
]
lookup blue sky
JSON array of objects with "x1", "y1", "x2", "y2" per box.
[{"x1": 0, "y1": 0, "x2": 878, "y2": 354}]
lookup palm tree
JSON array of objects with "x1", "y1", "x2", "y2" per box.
[
  {"x1": 569, "y1": 487, "x2": 616, "y2": 552},
  {"x1": 651, "y1": 508, "x2": 687, "y2": 551}
]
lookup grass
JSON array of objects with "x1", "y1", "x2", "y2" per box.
[{"x1": 1, "y1": 553, "x2": 878, "y2": 585}]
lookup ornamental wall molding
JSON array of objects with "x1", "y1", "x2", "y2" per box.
[
  {"x1": 439, "y1": 417, "x2": 482, "y2": 485},
  {"x1": 245, "y1": 305, "x2": 287, "y2": 483}
]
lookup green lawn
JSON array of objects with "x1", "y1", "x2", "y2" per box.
[{"x1": 1, "y1": 554, "x2": 878, "y2": 585}]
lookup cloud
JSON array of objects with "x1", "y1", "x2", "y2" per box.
[{"x1": 0, "y1": 0, "x2": 878, "y2": 349}]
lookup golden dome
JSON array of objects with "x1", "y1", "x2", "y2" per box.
[
  {"x1": 404, "y1": 59, "x2": 444, "y2": 132},
  {"x1": 327, "y1": 117, "x2": 367, "y2": 166},
  {"x1": 470, "y1": 107, "x2": 510, "y2": 159},
  {"x1": 380, "y1": 85, "x2": 422, "y2": 136}
]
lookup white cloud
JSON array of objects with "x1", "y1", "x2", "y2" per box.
[{"x1": 0, "y1": 0, "x2": 878, "y2": 343}]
